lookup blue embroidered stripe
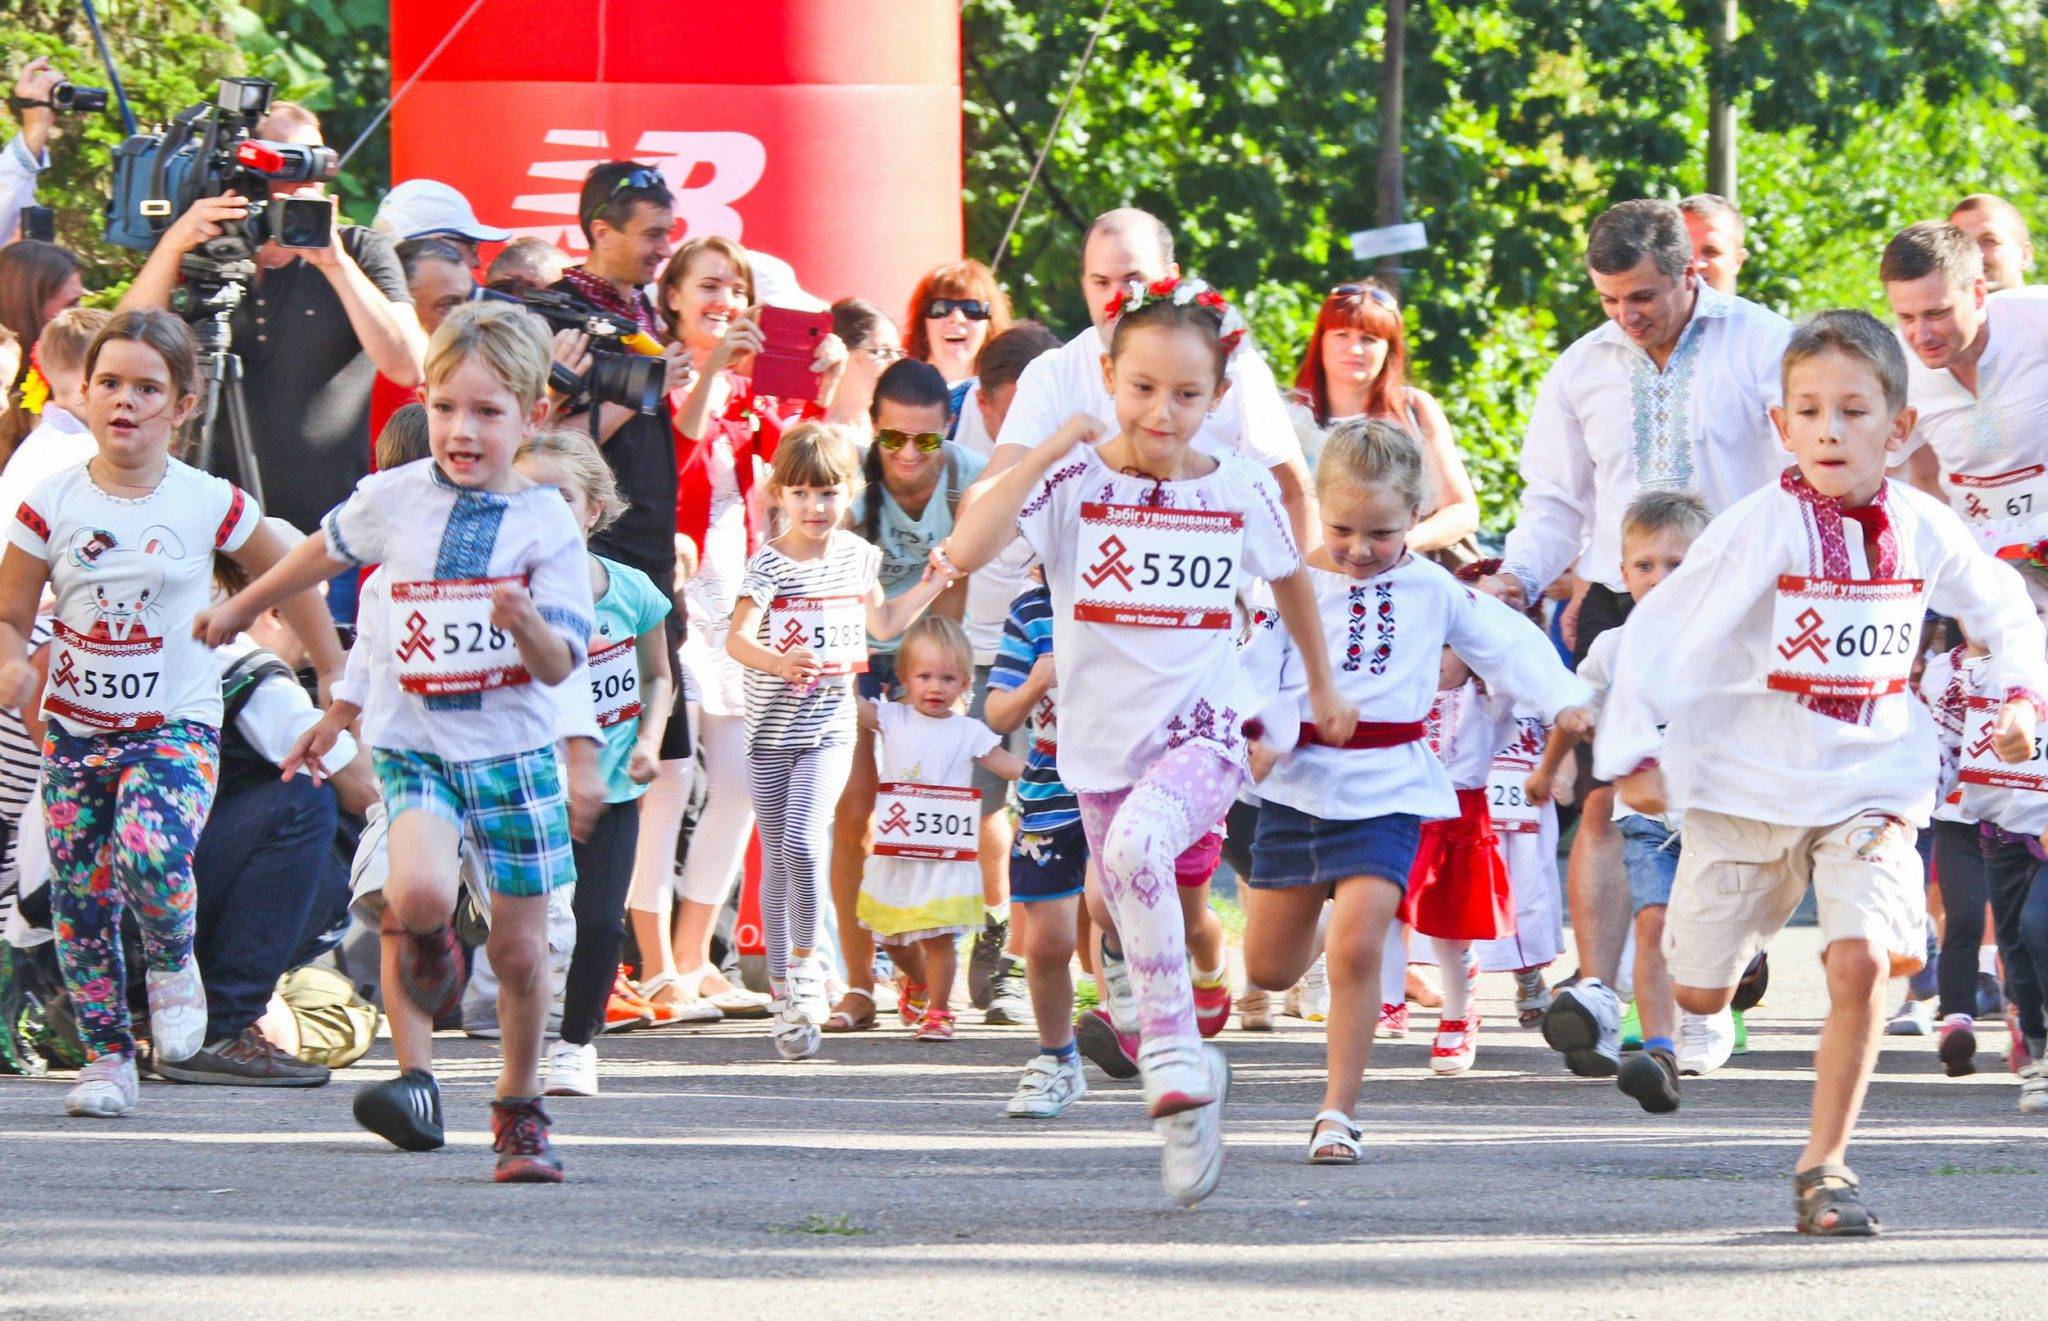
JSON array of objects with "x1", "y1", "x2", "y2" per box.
[
  {"x1": 323, "y1": 508, "x2": 361, "y2": 567},
  {"x1": 427, "y1": 489, "x2": 508, "y2": 712},
  {"x1": 538, "y1": 605, "x2": 593, "y2": 665}
]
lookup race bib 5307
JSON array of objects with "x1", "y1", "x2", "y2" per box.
[
  {"x1": 1766, "y1": 576, "x2": 1924, "y2": 699},
  {"x1": 1075, "y1": 503, "x2": 1242, "y2": 629},
  {"x1": 46, "y1": 621, "x2": 165, "y2": 732}
]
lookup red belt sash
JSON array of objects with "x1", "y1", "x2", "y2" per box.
[{"x1": 1297, "y1": 720, "x2": 1428, "y2": 750}]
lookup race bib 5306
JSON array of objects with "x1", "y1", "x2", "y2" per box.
[
  {"x1": 1766, "y1": 576, "x2": 1924, "y2": 699},
  {"x1": 1075, "y1": 503, "x2": 1242, "y2": 629},
  {"x1": 588, "y1": 636, "x2": 642, "y2": 729}
]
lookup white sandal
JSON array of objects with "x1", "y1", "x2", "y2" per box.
[
  {"x1": 1306, "y1": 1109, "x2": 1364, "y2": 1165},
  {"x1": 638, "y1": 972, "x2": 723, "y2": 1025},
  {"x1": 676, "y1": 963, "x2": 772, "y2": 1018}
]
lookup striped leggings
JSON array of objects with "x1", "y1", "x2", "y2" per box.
[{"x1": 747, "y1": 742, "x2": 856, "y2": 985}]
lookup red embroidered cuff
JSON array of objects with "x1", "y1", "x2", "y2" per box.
[{"x1": 2003, "y1": 687, "x2": 2048, "y2": 723}]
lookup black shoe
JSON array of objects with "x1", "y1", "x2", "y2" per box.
[
  {"x1": 354, "y1": 1069, "x2": 445, "y2": 1151},
  {"x1": 1731, "y1": 951, "x2": 1770, "y2": 1014},
  {"x1": 156, "y1": 1026, "x2": 331, "y2": 1088},
  {"x1": 1617, "y1": 1047, "x2": 1681, "y2": 1114},
  {"x1": 1939, "y1": 1019, "x2": 1979, "y2": 1077},
  {"x1": 968, "y1": 918, "x2": 1008, "y2": 1010}
]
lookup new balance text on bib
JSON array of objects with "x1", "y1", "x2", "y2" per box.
[
  {"x1": 588, "y1": 636, "x2": 642, "y2": 729},
  {"x1": 1766, "y1": 576, "x2": 1925, "y2": 699},
  {"x1": 46, "y1": 621, "x2": 167, "y2": 732},
  {"x1": 1074, "y1": 504, "x2": 1243, "y2": 629},
  {"x1": 1958, "y1": 695, "x2": 2048, "y2": 793}
]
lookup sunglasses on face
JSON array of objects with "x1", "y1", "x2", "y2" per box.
[
  {"x1": 1333, "y1": 282, "x2": 1400, "y2": 312},
  {"x1": 925, "y1": 297, "x2": 991, "y2": 321},
  {"x1": 876, "y1": 429, "x2": 945, "y2": 452},
  {"x1": 607, "y1": 166, "x2": 666, "y2": 197}
]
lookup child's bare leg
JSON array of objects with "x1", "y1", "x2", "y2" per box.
[
  {"x1": 1022, "y1": 897, "x2": 1079, "y2": 1049},
  {"x1": 377, "y1": 916, "x2": 436, "y2": 1074},
  {"x1": 1178, "y1": 880, "x2": 1226, "y2": 974},
  {"x1": 382, "y1": 810, "x2": 462, "y2": 1074},
  {"x1": 921, "y1": 935, "x2": 959, "y2": 1014},
  {"x1": 1322, "y1": 878, "x2": 1401, "y2": 1117},
  {"x1": 1569, "y1": 787, "x2": 1630, "y2": 982},
  {"x1": 487, "y1": 892, "x2": 553, "y2": 1099},
  {"x1": 1241, "y1": 885, "x2": 1325, "y2": 994},
  {"x1": 1800, "y1": 938, "x2": 1888, "y2": 1173},
  {"x1": 1634, "y1": 906, "x2": 1676, "y2": 1044}
]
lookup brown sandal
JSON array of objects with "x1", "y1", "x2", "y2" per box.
[
  {"x1": 822, "y1": 988, "x2": 876, "y2": 1033},
  {"x1": 1793, "y1": 1163, "x2": 1880, "y2": 1237}
]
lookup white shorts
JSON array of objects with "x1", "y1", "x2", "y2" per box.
[{"x1": 1663, "y1": 807, "x2": 1926, "y2": 990}]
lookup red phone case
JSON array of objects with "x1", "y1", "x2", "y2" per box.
[{"x1": 753, "y1": 307, "x2": 834, "y2": 402}]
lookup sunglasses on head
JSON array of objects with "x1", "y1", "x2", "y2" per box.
[
  {"x1": 859, "y1": 343, "x2": 907, "y2": 363},
  {"x1": 876, "y1": 429, "x2": 945, "y2": 453},
  {"x1": 607, "y1": 166, "x2": 666, "y2": 197},
  {"x1": 1332, "y1": 282, "x2": 1400, "y2": 311},
  {"x1": 926, "y1": 297, "x2": 991, "y2": 321}
]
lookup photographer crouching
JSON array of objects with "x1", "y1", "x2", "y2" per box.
[{"x1": 115, "y1": 101, "x2": 425, "y2": 626}]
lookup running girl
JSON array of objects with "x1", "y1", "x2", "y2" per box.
[
  {"x1": 513, "y1": 431, "x2": 674, "y2": 1098},
  {"x1": 200, "y1": 301, "x2": 595, "y2": 1182},
  {"x1": 940, "y1": 278, "x2": 1355, "y2": 1206},
  {"x1": 854, "y1": 615, "x2": 1022, "y2": 1041},
  {"x1": 0, "y1": 309, "x2": 337, "y2": 1117},
  {"x1": 726, "y1": 422, "x2": 954, "y2": 1062},
  {"x1": 1237, "y1": 418, "x2": 1589, "y2": 1162}
]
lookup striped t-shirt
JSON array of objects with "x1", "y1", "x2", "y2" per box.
[
  {"x1": 987, "y1": 584, "x2": 1077, "y2": 832},
  {"x1": 738, "y1": 530, "x2": 880, "y2": 749}
]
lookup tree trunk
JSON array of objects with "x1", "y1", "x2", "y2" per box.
[{"x1": 1374, "y1": 0, "x2": 1407, "y2": 288}]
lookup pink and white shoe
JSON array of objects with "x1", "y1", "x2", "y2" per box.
[
  {"x1": 1430, "y1": 1015, "x2": 1479, "y2": 1075},
  {"x1": 1377, "y1": 1002, "x2": 1409, "y2": 1040},
  {"x1": 1193, "y1": 977, "x2": 1233, "y2": 1039}
]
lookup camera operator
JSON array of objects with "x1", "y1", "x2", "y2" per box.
[
  {"x1": 116, "y1": 103, "x2": 427, "y2": 552},
  {"x1": 1, "y1": 57, "x2": 65, "y2": 245},
  {"x1": 551, "y1": 161, "x2": 690, "y2": 593}
]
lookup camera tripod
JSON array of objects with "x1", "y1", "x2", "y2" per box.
[{"x1": 179, "y1": 256, "x2": 268, "y2": 507}]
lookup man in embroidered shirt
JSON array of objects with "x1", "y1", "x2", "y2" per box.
[
  {"x1": 1883, "y1": 221, "x2": 2048, "y2": 570},
  {"x1": 981, "y1": 208, "x2": 1315, "y2": 545},
  {"x1": 1479, "y1": 198, "x2": 1792, "y2": 998}
]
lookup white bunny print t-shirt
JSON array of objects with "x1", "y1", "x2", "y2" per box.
[{"x1": 10, "y1": 459, "x2": 262, "y2": 736}]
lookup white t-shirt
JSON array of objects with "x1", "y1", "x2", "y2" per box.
[
  {"x1": 322, "y1": 459, "x2": 595, "y2": 762},
  {"x1": 11, "y1": 459, "x2": 261, "y2": 736},
  {"x1": 1899, "y1": 293, "x2": 2048, "y2": 546},
  {"x1": 994, "y1": 323, "x2": 1304, "y2": 471},
  {"x1": 0, "y1": 406, "x2": 94, "y2": 533},
  {"x1": 949, "y1": 384, "x2": 1035, "y2": 665},
  {"x1": 1014, "y1": 444, "x2": 1300, "y2": 792}
]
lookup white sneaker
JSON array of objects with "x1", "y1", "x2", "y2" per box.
[
  {"x1": 1004, "y1": 1052, "x2": 1088, "y2": 1118},
  {"x1": 1097, "y1": 935, "x2": 1139, "y2": 1036},
  {"x1": 65, "y1": 1054, "x2": 139, "y2": 1118},
  {"x1": 1153, "y1": 1044, "x2": 1230, "y2": 1207},
  {"x1": 2020, "y1": 1059, "x2": 2048, "y2": 1115},
  {"x1": 543, "y1": 1040, "x2": 598, "y2": 1097},
  {"x1": 1541, "y1": 978, "x2": 1622, "y2": 1077},
  {"x1": 771, "y1": 994, "x2": 820, "y2": 1061},
  {"x1": 1885, "y1": 998, "x2": 1935, "y2": 1036},
  {"x1": 1676, "y1": 1007, "x2": 1736, "y2": 1077},
  {"x1": 788, "y1": 956, "x2": 831, "y2": 1027},
  {"x1": 1138, "y1": 1037, "x2": 1220, "y2": 1117},
  {"x1": 1298, "y1": 954, "x2": 1329, "y2": 1023},
  {"x1": 144, "y1": 960, "x2": 207, "y2": 1064}
]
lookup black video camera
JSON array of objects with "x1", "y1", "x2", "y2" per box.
[
  {"x1": 471, "y1": 286, "x2": 667, "y2": 415},
  {"x1": 104, "y1": 78, "x2": 339, "y2": 267},
  {"x1": 8, "y1": 81, "x2": 109, "y2": 114}
]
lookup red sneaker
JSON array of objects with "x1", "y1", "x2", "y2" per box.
[
  {"x1": 1193, "y1": 979, "x2": 1232, "y2": 1038},
  {"x1": 603, "y1": 968, "x2": 655, "y2": 1033},
  {"x1": 490, "y1": 1097, "x2": 564, "y2": 1183},
  {"x1": 1430, "y1": 1015, "x2": 1480, "y2": 1075},
  {"x1": 1075, "y1": 1007, "x2": 1140, "y2": 1079},
  {"x1": 1377, "y1": 1002, "x2": 1409, "y2": 1039}
]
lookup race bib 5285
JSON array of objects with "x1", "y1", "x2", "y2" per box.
[
  {"x1": 767, "y1": 594, "x2": 868, "y2": 676},
  {"x1": 1075, "y1": 503, "x2": 1243, "y2": 629},
  {"x1": 1766, "y1": 576, "x2": 1924, "y2": 699}
]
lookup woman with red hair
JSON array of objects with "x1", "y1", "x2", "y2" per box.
[
  {"x1": 905, "y1": 259, "x2": 1012, "y2": 392},
  {"x1": 1291, "y1": 280, "x2": 1479, "y2": 555}
]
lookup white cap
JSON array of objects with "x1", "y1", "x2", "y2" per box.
[
  {"x1": 373, "y1": 179, "x2": 510, "y2": 245},
  {"x1": 746, "y1": 248, "x2": 828, "y2": 311}
]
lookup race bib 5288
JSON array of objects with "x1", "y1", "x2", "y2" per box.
[
  {"x1": 767, "y1": 594, "x2": 868, "y2": 676},
  {"x1": 391, "y1": 577, "x2": 530, "y2": 696},
  {"x1": 1766, "y1": 576, "x2": 1925, "y2": 699},
  {"x1": 1075, "y1": 503, "x2": 1243, "y2": 629},
  {"x1": 1486, "y1": 755, "x2": 1542, "y2": 834}
]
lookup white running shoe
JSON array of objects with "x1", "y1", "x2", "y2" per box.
[
  {"x1": 1541, "y1": 978, "x2": 1623, "y2": 1077},
  {"x1": 1153, "y1": 1044, "x2": 1230, "y2": 1207},
  {"x1": 1097, "y1": 935, "x2": 1139, "y2": 1036},
  {"x1": 1676, "y1": 1007, "x2": 1736, "y2": 1077},
  {"x1": 771, "y1": 994, "x2": 821, "y2": 1061},
  {"x1": 65, "y1": 1054, "x2": 139, "y2": 1118},
  {"x1": 2020, "y1": 1059, "x2": 2048, "y2": 1115},
  {"x1": 1004, "y1": 1052, "x2": 1088, "y2": 1118},
  {"x1": 788, "y1": 956, "x2": 831, "y2": 1027},
  {"x1": 145, "y1": 960, "x2": 208, "y2": 1063},
  {"x1": 1885, "y1": 997, "x2": 1935, "y2": 1036},
  {"x1": 542, "y1": 1040, "x2": 598, "y2": 1097},
  {"x1": 1138, "y1": 1037, "x2": 1219, "y2": 1117},
  {"x1": 1297, "y1": 954, "x2": 1330, "y2": 1023}
]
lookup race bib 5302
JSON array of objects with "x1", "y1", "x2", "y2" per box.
[{"x1": 1075, "y1": 503, "x2": 1242, "y2": 629}]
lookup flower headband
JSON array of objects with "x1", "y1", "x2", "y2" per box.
[{"x1": 1103, "y1": 277, "x2": 1249, "y2": 358}]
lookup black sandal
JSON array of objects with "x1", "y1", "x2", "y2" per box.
[{"x1": 1793, "y1": 1163, "x2": 1881, "y2": 1237}]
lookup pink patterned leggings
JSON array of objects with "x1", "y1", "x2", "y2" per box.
[{"x1": 1078, "y1": 743, "x2": 1245, "y2": 1048}]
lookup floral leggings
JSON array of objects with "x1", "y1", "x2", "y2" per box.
[
  {"x1": 1078, "y1": 743, "x2": 1246, "y2": 1049},
  {"x1": 44, "y1": 720, "x2": 220, "y2": 1059}
]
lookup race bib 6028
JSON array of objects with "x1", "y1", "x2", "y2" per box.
[{"x1": 1766, "y1": 576, "x2": 1925, "y2": 699}]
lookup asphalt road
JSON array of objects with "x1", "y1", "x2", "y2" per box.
[{"x1": 1, "y1": 925, "x2": 2042, "y2": 1319}]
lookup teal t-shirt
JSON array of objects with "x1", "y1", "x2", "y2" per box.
[
  {"x1": 589, "y1": 555, "x2": 672, "y2": 803},
  {"x1": 852, "y1": 442, "x2": 986, "y2": 657}
]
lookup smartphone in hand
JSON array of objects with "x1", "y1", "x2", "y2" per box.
[{"x1": 753, "y1": 306, "x2": 834, "y2": 402}]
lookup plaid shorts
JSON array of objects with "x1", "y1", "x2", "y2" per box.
[{"x1": 371, "y1": 745, "x2": 574, "y2": 898}]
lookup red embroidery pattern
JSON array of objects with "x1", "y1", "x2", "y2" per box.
[{"x1": 1781, "y1": 468, "x2": 1898, "y2": 726}]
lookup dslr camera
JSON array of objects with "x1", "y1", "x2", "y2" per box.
[
  {"x1": 472, "y1": 286, "x2": 667, "y2": 415},
  {"x1": 104, "y1": 77, "x2": 339, "y2": 268}
]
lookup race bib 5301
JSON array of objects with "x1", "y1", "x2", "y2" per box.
[{"x1": 871, "y1": 782, "x2": 979, "y2": 861}]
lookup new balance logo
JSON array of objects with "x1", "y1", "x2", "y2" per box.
[{"x1": 506, "y1": 129, "x2": 767, "y2": 251}]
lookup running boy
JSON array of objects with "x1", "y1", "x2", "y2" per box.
[
  {"x1": 1595, "y1": 309, "x2": 2048, "y2": 1235},
  {"x1": 200, "y1": 301, "x2": 595, "y2": 1182}
]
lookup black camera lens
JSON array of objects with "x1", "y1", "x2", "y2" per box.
[
  {"x1": 51, "y1": 83, "x2": 109, "y2": 113},
  {"x1": 585, "y1": 350, "x2": 665, "y2": 415}
]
